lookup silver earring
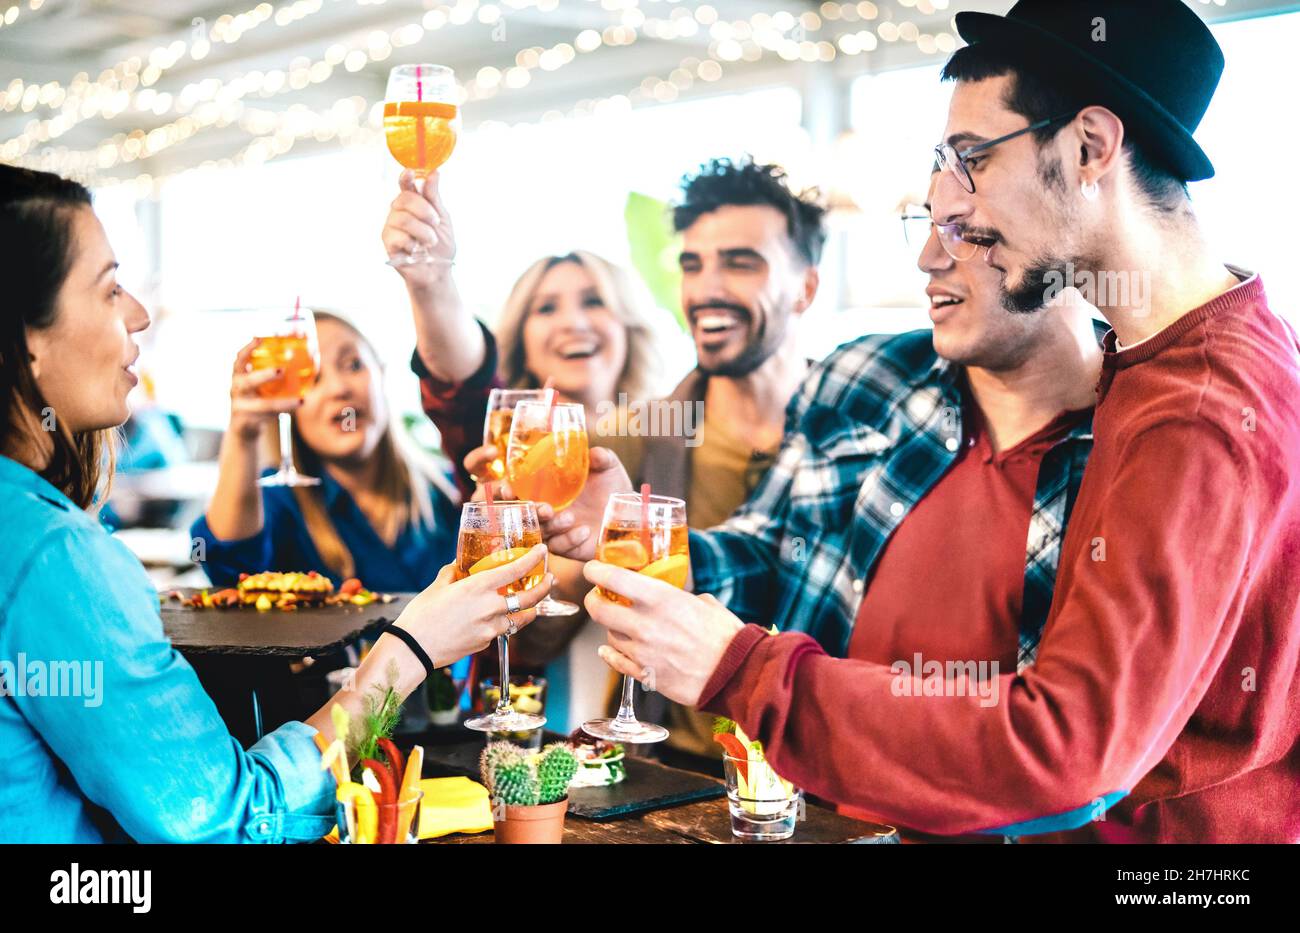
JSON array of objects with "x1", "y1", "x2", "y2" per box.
[{"x1": 1080, "y1": 180, "x2": 1100, "y2": 202}]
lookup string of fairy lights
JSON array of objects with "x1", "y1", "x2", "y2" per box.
[
  {"x1": 0, "y1": 0, "x2": 47, "y2": 33},
  {"x1": 0, "y1": 0, "x2": 988, "y2": 194}
]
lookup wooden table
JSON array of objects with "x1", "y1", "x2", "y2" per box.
[
  {"x1": 423, "y1": 796, "x2": 899, "y2": 844},
  {"x1": 414, "y1": 732, "x2": 898, "y2": 845}
]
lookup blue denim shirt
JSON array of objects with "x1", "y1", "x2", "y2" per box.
[{"x1": 0, "y1": 455, "x2": 335, "y2": 843}]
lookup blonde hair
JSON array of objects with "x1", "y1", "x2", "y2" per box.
[
  {"x1": 265, "y1": 310, "x2": 459, "y2": 580},
  {"x1": 494, "y1": 250, "x2": 663, "y2": 403}
]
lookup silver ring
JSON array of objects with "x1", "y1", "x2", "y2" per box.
[
  {"x1": 504, "y1": 594, "x2": 522, "y2": 614},
  {"x1": 505, "y1": 614, "x2": 518, "y2": 637},
  {"x1": 639, "y1": 667, "x2": 652, "y2": 685}
]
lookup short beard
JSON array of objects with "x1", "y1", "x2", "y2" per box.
[
  {"x1": 700, "y1": 336, "x2": 776, "y2": 378},
  {"x1": 698, "y1": 312, "x2": 787, "y2": 378},
  {"x1": 999, "y1": 149, "x2": 1076, "y2": 316},
  {"x1": 1001, "y1": 257, "x2": 1065, "y2": 315}
]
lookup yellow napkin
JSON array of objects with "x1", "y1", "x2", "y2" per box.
[
  {"x1": 323, "y1": 776, "x2": 494, "y2": 843},
  {"x1": 416, "y1": 776, "x2": 494, "y2": 839}
]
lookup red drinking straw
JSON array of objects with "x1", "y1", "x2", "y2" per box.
[
  {"x1": 639, "y1": 482, "x2": 651, "y2": 556},
  {"x1": 545, "y1": 386, "x2": 558, "y2": 432},
  {"x1": 415, "y1": 65, "x2": 426, "y2": 175},
  {"x1": 292, "y1": 295, "x2": 301, "y2": 320}
]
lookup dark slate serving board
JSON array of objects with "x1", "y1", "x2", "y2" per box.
[
  {"x1": 160, "y1": 589, "x2": 413, "y2": 656},
  {"x1": 421, "y1": 736, "x2": 726, "y2": 820}
]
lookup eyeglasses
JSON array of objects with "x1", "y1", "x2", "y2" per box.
[
  {"x1": 933, "y1": 111, "x2": 1077, "y2": 195},
  {"x1": 901, "y1": 209, "x2": 980, "y2": 262}
]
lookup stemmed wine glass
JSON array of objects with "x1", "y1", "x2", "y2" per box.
[
  {"x1": 251, "y1": 303, "x2": 320, "y2": 488},
  {"x1": 478, "y1": 388, "x2": 550, "y2": 484},
  {"x1": 582, "y1": 492, "x2": 690, "y2": 743},
  {"x1": 383, "y1": 63, "x2": 459, "y2": 267},
  {"x1": 458, "y1": 499, "x2": 548, "y2": 733},
  {"x1": 505, "y1": 399, "x2": 589, "y2": 617}
]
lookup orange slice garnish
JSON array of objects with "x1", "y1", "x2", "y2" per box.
[
  {"x1": 641, "y1": 554, "x2": 690, "y2": 589},
  {"x1": 517, "y1": 430, "x2": 585, "y2": 477},
  {"x1": 468, "y1": 547, "x2": 533, "y2": 575},
  {"x1": 383, "y1": 100, "x2": 458, "y2": 120},
  {"x1": 599, "y1": 538, "x2": 650, "y2": 571}
]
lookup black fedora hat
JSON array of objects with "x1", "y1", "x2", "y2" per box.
[{"x1": 954, "y1": 0, "x2": 1224, "y2": 182}]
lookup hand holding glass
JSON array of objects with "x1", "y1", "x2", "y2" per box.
[
  {"x1": 457, "y1": 500, "x2": 548, "y2": 733},
  {"x1": 582, "y1": 493, "x2": 689, "y2": 744},
  {"x1": 251, "y1": 306, "x2": 319, "y2": 488},
  {"x1": 506, "y1": 400, "x2": 589, "y2": 617},
  {"x1": 383, "y1": 63, "x2": 459, "y2": 267}
]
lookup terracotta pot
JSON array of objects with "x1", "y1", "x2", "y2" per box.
[{"x1": 493, "y1": 797, "x2": 568, "y2": 844}]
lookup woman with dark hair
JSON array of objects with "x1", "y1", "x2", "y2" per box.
[{"x1": 0, "y1": 164, "x2": 551, "y2": 842}]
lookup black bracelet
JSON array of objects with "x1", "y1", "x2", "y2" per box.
[{"x1": 382, "y1": 622, "x2": 437, "y2": 682}]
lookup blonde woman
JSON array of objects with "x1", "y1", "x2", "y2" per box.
[
  {"x1": 193, "y1": 310, "x2": 461, "y2": 593},
  {"x1": 381, "y1": 170, "x2": 664, "y2": 496},
  {"x1": 381, "y1": 170, "x2": 665, "y2": 676}
]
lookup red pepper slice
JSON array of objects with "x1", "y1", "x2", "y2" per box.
[
  {"x1": 712, "y1": 733, "x2": 750, "y2": 784},
  {"x1": 377, "y1": 738, "x2": 405, "y2": 788},
  {"x1": 361, "y1": 757, "x2": 397, "y2": 844}
]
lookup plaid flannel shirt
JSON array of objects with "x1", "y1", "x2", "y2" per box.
[{"x1": 689, "y1": 328, "x2": 1097, "y2": 672}]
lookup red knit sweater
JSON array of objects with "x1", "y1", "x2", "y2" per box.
[{"x1": 699, "y1": 273, "x2": 1300, "y2": 842}]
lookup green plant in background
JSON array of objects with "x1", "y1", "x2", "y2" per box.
[
  {"x1": 428, "y1": 667, "x2": 459, "y2": 711},
  {"x1": 625, "y1": 191, "x2": 686, "y2": 333},
  {"x1": 480, "y1": 741, "x2": 578, "y2": 806}
]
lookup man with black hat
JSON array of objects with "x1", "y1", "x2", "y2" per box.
[{"x1": 572, "y1": 0, "x2": 1300, "y2": 843}]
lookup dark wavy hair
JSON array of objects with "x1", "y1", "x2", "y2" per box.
[
  {"x1": 0, "y1": 164, "x2": 114, "y2": 509},
  {"x1": 673, "y1": 157, "x2": 828, "y2": 266},
  {"x1": 941, "y1": 42, "x2": 1188, "y2": 211}
]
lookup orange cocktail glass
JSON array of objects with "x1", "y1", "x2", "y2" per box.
[
  {"x1": 383, "y1": 64, "x2": 459, "y2": 267},
  {"x1": 458, "y1": 500, "x2": 547, "y2": 734},
  {"x1": 383, "y1": 100, "x2": 458, "y2": 175},
  {"x1": 250, "y1": 333, "x2": 316, "y2": 401},
  {"x1": 582, "y1": 492, "x2": 689, "y2": 745},
  {"x1": 252, "y1": 304, "x2": 320, "y2": 488},
  {"x1": 480, "y1": 388, "x2": 550, "y2": 483},
  {"x1": 505, "y1": 400, "x2": 590, "y2": 512},
  {"x1": 505, "y1": 399, "x2": 588, "y2": 618}
]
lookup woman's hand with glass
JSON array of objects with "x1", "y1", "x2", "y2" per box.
[
  {"x1": 205, "y1": 336, "x2": 315, "y2": 540},
  {"x1": 537, "y1": 446, "x2": 634, "y2": 562},
  {"x1": 310, "y1": 545, "x2": 552, "y2": 753},
  {"x1": 227, "y1": 337, "x2": 303, "y2": 443},
  {"x1": 390, "y1": 544, "x2": 552, "y2": 670},
  {"x1": 381, "y1": 170, "x2": 456, "y2": 286}
]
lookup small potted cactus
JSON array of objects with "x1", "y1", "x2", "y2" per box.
[{"x1": 480, "y1": 740, "x2": 578, "y2": 844}]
